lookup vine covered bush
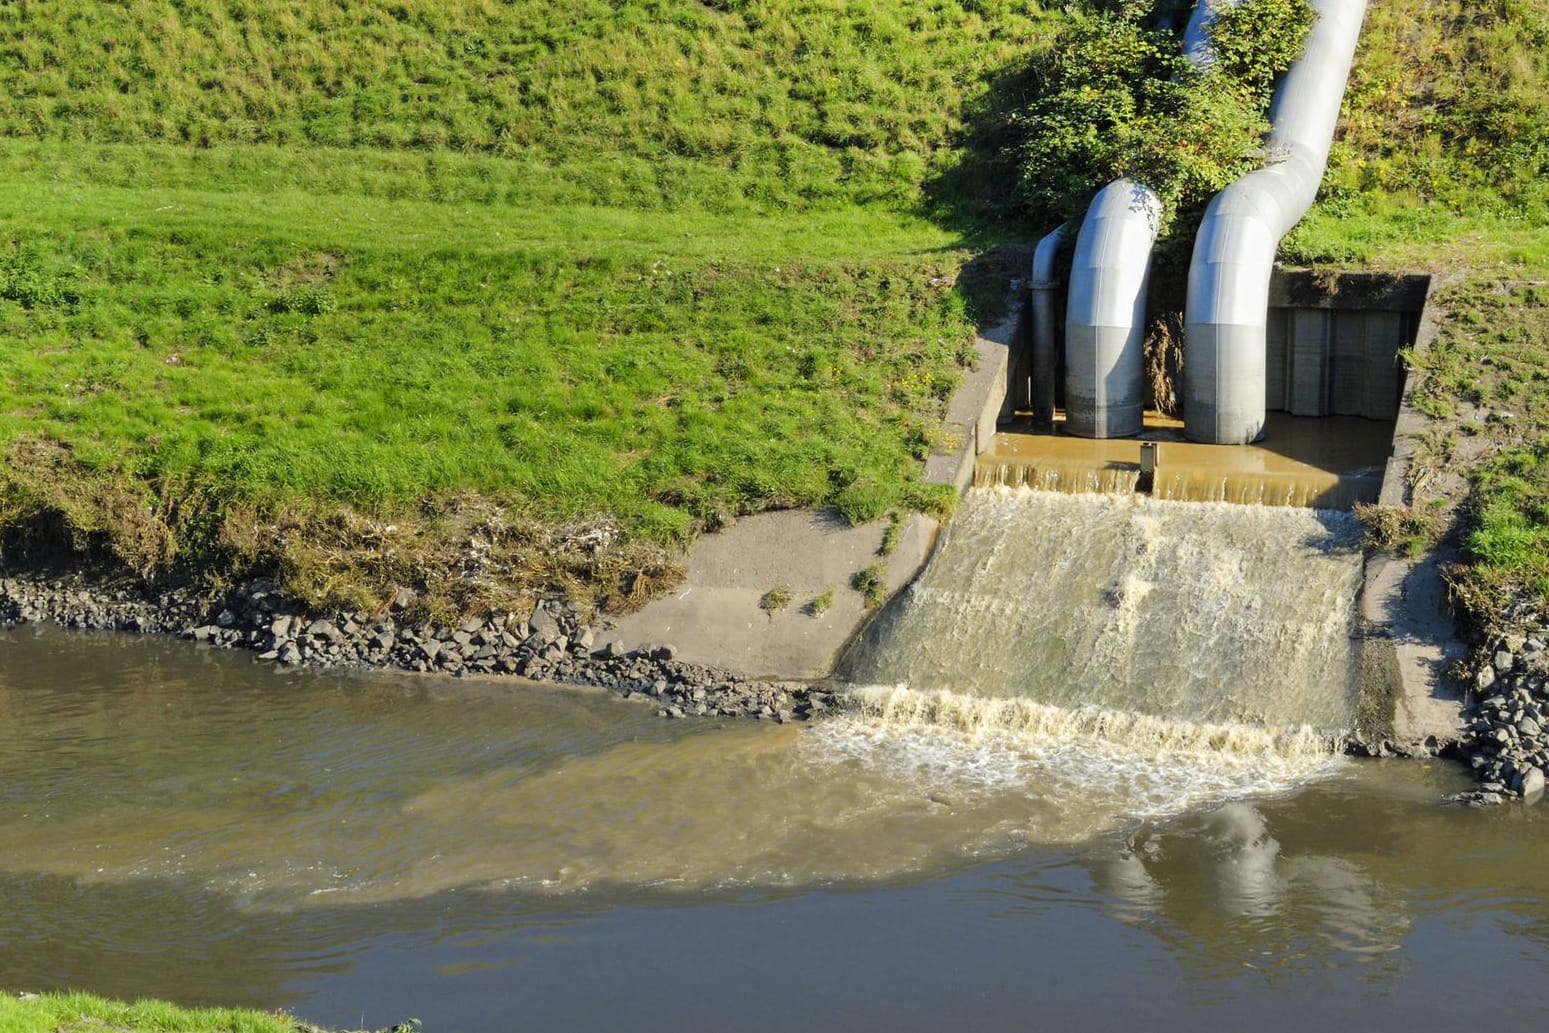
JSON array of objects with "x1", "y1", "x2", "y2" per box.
[{"x1": 1014, "y1": 0, "x2": 1316, "y2": 231}]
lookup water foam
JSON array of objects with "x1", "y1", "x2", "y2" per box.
[{"x1": 806, "y1": 685, "x2": 1347, "y2": 830}]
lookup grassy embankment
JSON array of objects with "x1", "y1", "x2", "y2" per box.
[
  {"x1": 0, "y1": 0, "x2": 1544, "y2": 635},
  {"x1": 1286, "y1": 0, "x2": 1549, "y2": 639},
  {"x1": 0, "y1": 0, "x2": 1057, "y2": 615}
]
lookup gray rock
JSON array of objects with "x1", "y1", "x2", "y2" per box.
[
  {"x1": 1495, "y1": 650, "x2": 1517, "y2": 674},
  {"x1": 527, "y1": 606, "x2": 562, "y2": 645},
  {"x1": 1523, "y1": 767, "x2": 1546, "y2": 798}
]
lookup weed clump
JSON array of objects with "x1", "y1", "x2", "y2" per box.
[
  {"x1": 1354, "y1": 502, "x2": 1442, "y2": 559},
  {"x1": 806, "y1": 589, "x2": 834, "y2": 617},
  {"x1": 851, "y1": 563, "x2": 888, "y2": 610},
  {"x1": 759, "y1": 586, "x2": 793, "y2": 615}
]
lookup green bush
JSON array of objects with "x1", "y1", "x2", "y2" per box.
[{"x1": 1014, "y1": 0, "x2": 1314, "y2": 228}]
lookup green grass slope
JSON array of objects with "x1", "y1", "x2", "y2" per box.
[
  {"x1": 0, "y1": 0, "x2": 1056, "y2": 611},
  {"x1": 0, "y1": 0, "x2": 1544, "y2": 624}
]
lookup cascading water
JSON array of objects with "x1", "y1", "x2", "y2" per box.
[{"x1": 823, "y1": 487, "x2": 1363, "y2": 817}]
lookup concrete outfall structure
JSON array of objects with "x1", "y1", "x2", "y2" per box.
[
  {"x1": 1184, "y1": 0, "x2": 1370, "y2": 444},
  {"x1": 1058, "y1": 0, "x2": 1225, "y2": 439}
]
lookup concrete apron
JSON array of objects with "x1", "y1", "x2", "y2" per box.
[
  {"x1": 610, "y1": 272, "x2": 1468, "y2": 742},
  {"x1": 608, "y1": 299, "x2": 1023, "y2": 680},
  {"x1": 1358, "y1": 277, "x2": 1467, "y2": 753}
]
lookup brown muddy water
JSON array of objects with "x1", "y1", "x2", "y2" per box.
[{"x1": 5, "y1": 493, "x2": 1549, "y2": 1031}]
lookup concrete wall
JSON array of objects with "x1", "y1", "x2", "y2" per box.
[{"x1": 1264, "y1": 270, "x2": 1428, "y2": 421}]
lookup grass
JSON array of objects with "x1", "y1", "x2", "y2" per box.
[
  {"x1": 0, "y1": 990, "x2": 328, "y2": 1033},
  {"x1": 0, "y1": 1, "x2": 1059, "y2": 217},
  {"x1": 1392, "y1": 281, "x2": 1549, "y2": 631},
  {"x1": 0, "y1": 160, "x2": 973, "y2": 527},
  {"x1": 0, "y1": 0, "x2": 1543, "y2": 625},
  {"x1": 0, "y1": 0, "x2": 1064, "y2": 611},
  {"x1": 1282, "y1": 0, "x2": 1549, "y2": 637}
]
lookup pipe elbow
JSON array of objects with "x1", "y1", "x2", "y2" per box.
[{"x1": 1065, "y1": 179, "x2": 1162, "y2": 439}]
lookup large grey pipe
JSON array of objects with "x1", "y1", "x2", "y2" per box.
[
  {"x1": 1183, "y1": 0, "x2": 1369, "y2": 444},
  {"x1": 1064, "y1": 182, "x2": 1162, "y2": 437},
  {"x1": 1062, "y1": 0, "x2": 1227, "y2": 439}
]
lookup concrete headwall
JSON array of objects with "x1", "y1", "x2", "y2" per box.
[{"x1": 1265, "y1": 271, "x2": 1427, "y2": 421}]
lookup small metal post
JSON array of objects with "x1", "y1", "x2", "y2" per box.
[{"x1": 1138, "y1": 442, "x2": 1158, "y2": 495}]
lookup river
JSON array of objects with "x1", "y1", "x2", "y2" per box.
[{"x1": 4, "y1": 622, "x2": 1549, "y2": 1031}]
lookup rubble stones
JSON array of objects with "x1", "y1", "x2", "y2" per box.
[
  {"x1": 0, "y1": 574, "x2": 837, "y2": 723},
  {"x1": 1453, "y1": 625, "x2": 1549, "y2": 806}
]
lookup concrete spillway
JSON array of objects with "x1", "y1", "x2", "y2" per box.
[{"x1": 838, "y1": 488, "x2": 1363, "y2": 745}]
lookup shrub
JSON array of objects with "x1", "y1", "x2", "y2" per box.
[{"x1": 1014, "y1": 0, "x2": 1315, "y2": 228}]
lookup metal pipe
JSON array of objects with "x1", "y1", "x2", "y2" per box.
[
  {"x1": 1030, "y1": 225, "x2": 1066, "y2": 430},
  {"x1": 1183, "y1": 0, "x2": 1370, "y2": 444},
  {"x1": 1062, "y1": 0, "x2": 1228, "y2": 439},
  {"x1": 1064, "y1": 181, "x2": 1162, "y2": 438}
]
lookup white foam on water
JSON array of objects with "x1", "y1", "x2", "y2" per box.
[{"x1": 804, "y1": 684, "x2": 1348, "y2": 834}]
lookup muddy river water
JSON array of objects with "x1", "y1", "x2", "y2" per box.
[{"x1": 5, "y1": 623, "x2": 1549, "y2": 1031}]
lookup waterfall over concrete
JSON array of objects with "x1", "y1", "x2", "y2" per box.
[{"x1": 837, "y1": 488, "x2": 1363, "y2": 758}]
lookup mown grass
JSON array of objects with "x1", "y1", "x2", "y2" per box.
[
  {"x1": 0, "y1": 1, "x2": 1060, "y2": 609},
  {"x1": 0, "y1": 990, "x2": 325, "y2": 1033},
  {"x1": 0, "y1": 153, "x2": 984, "y2": 609},
  {"x1": 0, "y1": 164, "x2": 973, "y2": 528},
  {"x1": 0, "y1": 0, "x2": 1058, "y2": 218}
]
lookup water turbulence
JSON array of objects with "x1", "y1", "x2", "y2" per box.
[
  {"x1": 0, "y1": 489, "x2": 1366, "y2": 913},
  {"x1": 830, "y1": 486, "x2": 1363, "y2": 825}
]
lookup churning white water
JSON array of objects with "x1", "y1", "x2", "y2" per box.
[{"x1": 824, "y1": 487, "x2": 1364, "y2": 809}]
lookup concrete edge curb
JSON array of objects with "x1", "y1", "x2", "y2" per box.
[
  {"x1": 923, "y1": 292, "x2": 1027, "y2": 493},
  {"x1": 1358, "y1": 272, "x2": 1469, "y2": 754}
]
